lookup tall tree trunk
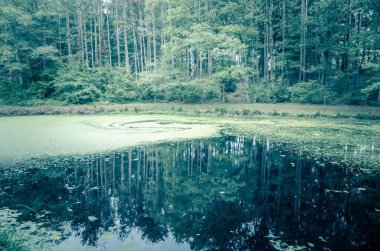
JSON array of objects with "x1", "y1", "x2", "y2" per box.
[
  {"x1": 282, "y1": 0, "x2": 286, "y2": 84},
  {"x1": 269, "y1": 0, "x2": 274, "y2": 83},
  {"x1": 160, "y1": 5, "x2": 166, "y2": 70},
  {"x1": 77, "y1": 0, "x2": 84, "y2": 64},
  {"x1": 57, "y1": 4, "x2": 62, "y2": 58},
  {"x1": 98, "y1": 1, "x2": 103, "y2": 67},
  {"x1": 94, "y1": 17, "x2": 98, "y2": 66},
  {"x1": 115, "y1": 0, "x2": 121, "y2": 67},
  {"x1": 147, "y1": 15, "x2": 152, "y2": 72},
  {"x1": 263, "y1": 0, "x2": 269, "y2": 84},
  {"x1": 299, "y1": 0, "x2": 306, "y2": 82},
  {"x1": 84, "y1": 19, "x2": 89, "y2": 67},
  {"x1": 138, "y1": 9, "x2": 145, "y2": 72},
  {"x1": 208, "y1": 49, "x2": 212, "y2": 76},
  {"x1": 123, "y1": 0, "x2": 131, "y2": 74},
  {"x1": 130, "y1": 0, "x2": 139, "y2": 77},
  {"x1": 303, "y1": 0, "x2": 307, "y2": 82},
  {"x1": 90, "y1": 20, "x2": 95, "y2": 67},
  {"x1": 152, "y1": 14, "x2": 157, "y2": 71},
  {"x1": 66, "y1": 8, "x2": 72, "y2": 64},
  {"x1": 106, "y1": 8, "x2": 112, "y2": 69}
]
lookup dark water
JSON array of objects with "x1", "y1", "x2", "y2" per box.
[{"x1": 0, "y1": 137, "x2": 379, "y2": 250}]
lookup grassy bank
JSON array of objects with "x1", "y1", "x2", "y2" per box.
[{"x1": 1, "y1": 102, "x2": 379, "y2": 120}]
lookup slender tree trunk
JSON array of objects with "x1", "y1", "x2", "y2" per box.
[
  {"x1": 130, "y1": 0, "x2": 139, "y2": 77},
  {"x1": 303, "y1": 0, "x2": 307, "y2": 82},
  {"x1": 106, "y1": 8, "x2": 112, "y2": 69},
  {"x1": 168, "y1": 3, "x2": 174, "y2": 67},
  {"x1": 77, "y1": 0, "x2": 84, "y2": 64},
  {"x1": 160, "y1": 5, "x2": 166, "y2": 70},
  {"x1": 147, "y1": 16, "x2": 152, "y2": 72},
  {"x1": 282, "y1": 0, "x2": 286, "y2": 84},
  {"x1": 208, "y1": 49, "x2": 212, "y2": 76},
  {"x1": 263, "y1": 0, "x2": 269, "y2": 84},
  {"x1": 299, "y1": 0, "x2": 306, "y2": 82},
  {"x1": 123, "y1": 0, "x2": 131, "y2": 74},
  {"x1": 58, "y1": 7, "x2": 62, "y2": 58},
  {"x1": 299, "y1": 0, "x2": 303, "y2": 82},
  {"x1": 90, "y1": 20, "x2": 95, "y2": 67},
  {"x1": 94, "y1": 17, "x2": 98, "y2": 66},
  {"x1": 269, "y1": 0, "x2": 274, "y2": 82},
  {"x1": 98, "y1": 2, "x2": 103, "y2": 67},
  {"x1": 84, "y1": 19, "x2": 89, "y2": 67},
  {"x1": 199, "y1": 50, "x2": 203, "y2": 77},
  {"x1": 152, "y1": 14, "x2": 157, "y2": 71},
  {"x1": 66, "y1": 8, "x2": 72, "y2": 64},
  {"x1": 138, "y1": 9, "x2": 146, "y2": 72},
  {"x1": 354, "y1": 12, "x2": 362, "y2": 88},
  {"x1": 115, "y1": 0, "x2": 121, "y2": 67},
  {"x1": 139, "y1": 33, "x2": 144, "y2": 72}
]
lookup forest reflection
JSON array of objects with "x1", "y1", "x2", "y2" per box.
[{"x1": 1, "y1": 136, "x2": 379, "y2": 250}]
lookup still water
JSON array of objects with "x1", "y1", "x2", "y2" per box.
[{"x1": 0, "y1": 136, "x2": 379, "y2": 250}]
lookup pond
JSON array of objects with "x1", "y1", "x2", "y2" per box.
[{"x1": 0, "y1": 136, "x2": 379, "y2": 250}]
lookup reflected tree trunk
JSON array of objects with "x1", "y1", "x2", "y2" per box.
[{"x1": 294, "y1": 157, "x2": 302, "y2": 222}]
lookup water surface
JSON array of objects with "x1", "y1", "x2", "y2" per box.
[{"x1": 0, "y1": 137, "x2": 379, "y2": 250}]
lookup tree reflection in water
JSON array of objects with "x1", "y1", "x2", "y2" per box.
[{"x1": 1, "y1": 136, "x2": 379, "y2": 250}]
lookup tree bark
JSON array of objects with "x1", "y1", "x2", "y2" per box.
[
  {"x1": 123, "y1": 0, "x2": 131, "y2": 74},
  {"x1": 115, "y1": 0, "x2": 121, "y2": 67},
  {"x1": 106, "y1": 7, "x2": 112, "y2": 69},
  {"x1": 130, "y1": 0, "x2": 139, "y2": 77},
  {"x1": 65, "y1": 7, "x2": 72, "y2": 64}
]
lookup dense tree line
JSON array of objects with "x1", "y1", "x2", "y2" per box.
[{"x1": 0, "y1": 0, "x2": 379, "y2": 105}]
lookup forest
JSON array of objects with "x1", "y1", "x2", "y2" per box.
[{"x1": 0, "y1": 0, "x2": 380, "y2": 105}]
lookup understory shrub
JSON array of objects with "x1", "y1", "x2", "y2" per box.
[
  {"x1": 288, "y1": 81, "x2": 337, "y2": 104},
  {"x1": 157, "y1": 79, "x2": 220, "y2": 103},
  {"x1": 103, "y1": 71, "x2": 136, "y2": 103},
  {"x1": 53, "y1": 67, "x2": 132, "y2": 104},
  {"x1": 250, "y1": 84, "x2": 273, "y2": 103},
  {"x1": 54, "y1": 81, "x2": 102, "y2": 104},
  {"x1": 250, "y1": 83, "x2": 291, "y2": 103},
  {"x1": 340, "y1": 89, "x2": 368, "y2": 105},
  {"x1": 361, "y1": 82, "x2": 380, "y2": 105}
]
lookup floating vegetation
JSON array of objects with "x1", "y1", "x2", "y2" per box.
[
  {"x1": 222, "y1": 118, "x2": 380, "y2": 172},
  {"x1": 0, "y1": 208, "x2": 61, "y2": 250}
]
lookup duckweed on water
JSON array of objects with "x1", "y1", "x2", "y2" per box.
[{"x1": 222, "y1": 118, "x2": 380, "y2": 172}]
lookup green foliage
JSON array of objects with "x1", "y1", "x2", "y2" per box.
[
  {"x1": 28, "y1": 81, "x2": 55, "y2": 99},
  {"x1": 0, "y1": 231, "x2": 29, "y2": 251},
  {"x1": 178, "y1": 79, "x2": 220, "y2": 103},
  {"x1": 103, "y1": 71, "x2": 136, "y2": 103},
  {"x1": 216, "y1": 67, "x2": 244, "y2": 93},
  {"x1": 155, "y1": 79, "x2": 220, "y2": 103},
  {"x1": 271, "y1": 85, "x2": 290, "y2": 103},
  {"x1": 0, "y1": 0, "x2": 379, "y2": 106},
  {"x1": 135, "y1": 67, "x2": 183, "y2": 101},
  {"x1": 288, "y1": 81, "x2": 337, "y2": 104},
  {"x1": 54, "y1": 81, "x2": 102, "y2": 104},
  {"x1": 52, "y1": 67, "x2": 139, "y2": 104},
  {"x1": 250, "y1": 84, "x2": 273, "y2": 103},
  {"x1": 340, "y1": 90, "x2": 369, "y2": 105},
  {"x1": 361, "y1": 82, "x2": 380, "y2": 105}
]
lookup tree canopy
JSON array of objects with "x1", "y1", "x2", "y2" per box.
[{"x1": 0, "y1": 0, "x2": 379, "y2": 105}]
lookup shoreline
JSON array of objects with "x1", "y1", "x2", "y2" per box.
[{"x1": 0, "y1": 102, "x2": 379, "y2": 120}]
